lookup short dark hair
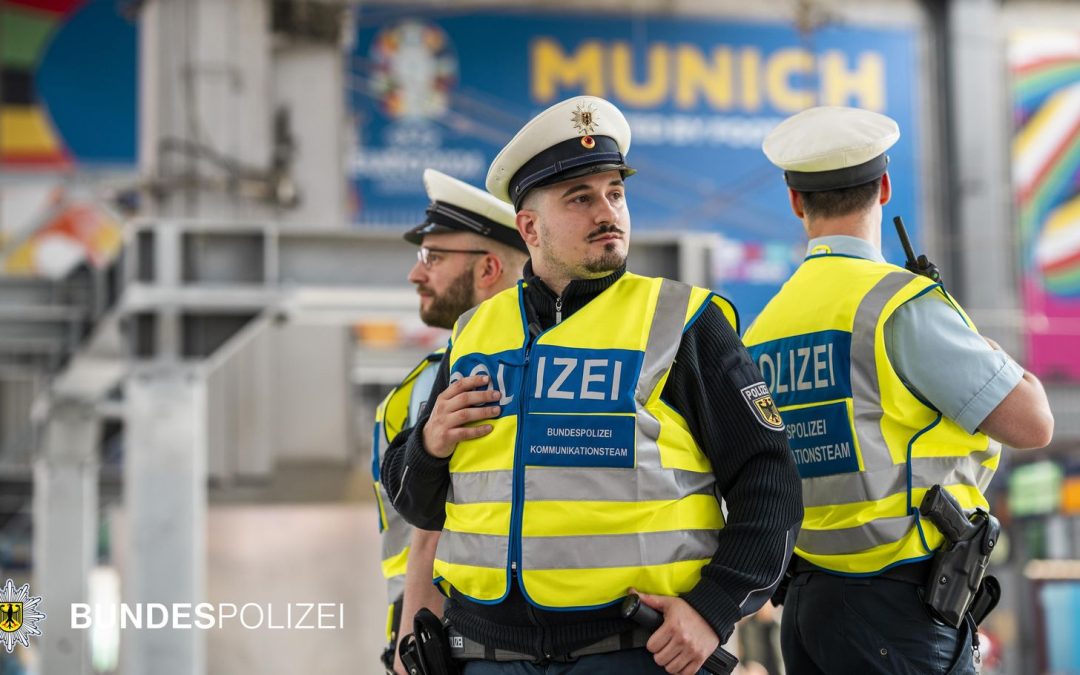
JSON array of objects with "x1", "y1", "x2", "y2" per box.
[
  {"x1": 798, "y1": 178, "x2": 882, "y2": 220},
  {"x1": 518, "y1": 188, "x2": 540, "y2": 211}
]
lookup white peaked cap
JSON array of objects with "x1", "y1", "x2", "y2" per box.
[
  {"x1": 486, "y1": 96, "x2": 633, "y2": 208},
  {"x1": 403, "y1": 169, "x2": 525, "y2": 252},
  {"x1": 762, "y1": 106, "x2": 900, "y2": 192}
]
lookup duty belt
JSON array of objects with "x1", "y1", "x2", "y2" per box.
[
  {"x1": 447, "y1": 626, "x2": 652, "y2": 663},
  {"x1": 791, "y1": 557, "x2": 933, "y2": 585}
]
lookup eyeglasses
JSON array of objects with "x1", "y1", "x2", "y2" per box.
[{"x1": 416, "y1": 246, "x2": 489, "y2": 270}]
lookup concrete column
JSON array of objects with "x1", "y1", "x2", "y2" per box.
[
  {"x1": 121, "y1": 366, "x2": 207, "y2": 675},
  {"x1": 946, "y1": 0, "x2": 1019, "y2": 351},
  {"x1": 32, "y1": 397, "x2": 98, "y2": 675},
  {"x1": 140, "y1": 0, "x2": 274, "y2": 221},
  {"x1": 273, "y1": 43, "x2": 347, "y2": 228}
]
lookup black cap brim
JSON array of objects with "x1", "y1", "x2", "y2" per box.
[
  {"x1": 405, "y1": 202, "x2": 529, "y2": 253},
  {"x1": 785, "y1": 154, "x2": 889, "y2": 192},
  {"x1": 515, "y1": 163, "x2": 636, "y2": 211},
  {"x1": 534, "y1": 162, "x2": 635, "y2": 187},
  {"x1": 508, "y1": 135, "x2": 634, "y2": 210},
  {"x1": 403, "y1": 222, "x2": 455, "y2": 246}
]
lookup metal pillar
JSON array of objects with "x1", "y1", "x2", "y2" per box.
[
  {"x1": 32, "y1": 397, "x2": 98, "y2": 675},
  {"x1": 945, "y1": 0, "x2": 1019, "y2": 352},
  {"x1": 121, "y1": 366, "x2": 207, "y2": 675},
  {"x1": 128, "y1": 0, "x2": 272, "y2": 668}
]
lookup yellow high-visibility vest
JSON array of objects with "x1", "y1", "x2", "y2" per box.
[
  {"x1": 434, "y1": 273, "x2": 739, "y2": 608},
  {"x1": 743, "y1": 253, "x2": 1000, "y2": 574},
  {"x1": 373, "y1": 348, "x2": 444, "y2": 638}
]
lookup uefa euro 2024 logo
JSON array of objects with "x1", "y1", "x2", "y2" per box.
[{"x1": 0, "y1": 579, "x2": 45, "y2": 653}]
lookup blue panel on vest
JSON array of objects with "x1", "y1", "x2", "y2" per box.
[
  {"x1": 450, "y1": 349, "x2": 527, "y2": 417},
  {"x1": 747, "y1": 330, "x2": 852, "y2": 408},
  {"x1": 525, "y1": 346, "x2": 643, "y2": 415},
  {"x1": 782, "y1": 403, "x2": 859, "y2": 478},
  {"x1": 524, "y1": 414, "x2": 636, "y2": 468}
]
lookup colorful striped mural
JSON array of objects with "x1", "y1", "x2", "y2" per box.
[
  {"x1": 0, "y1": 0, "x2": 82, "y2": 167},
  {"x1": 1010, "y1": 31, "x2": 1080, "y2": 381},
  {"x1": 0, "y1": 0, "x2": 136, "y2": 170}
]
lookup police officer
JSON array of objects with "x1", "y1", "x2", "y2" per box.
[
  {"x1": 373, "y1": 169, "x2": 528, "y2": 674},
  {"x1": 745, "y1": 106, "x2": 1055, "y2": 674},
  {"x1": 381, "y1": 96, "x2": 802, "y2": 675}
]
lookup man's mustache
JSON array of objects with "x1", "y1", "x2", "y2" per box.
[{"x1": 588, "y1": 224, "x2": 624, "y2": 240}]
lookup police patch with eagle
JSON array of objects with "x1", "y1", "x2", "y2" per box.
[{"x1": 740, "y1": 382, "x2": 785, "y2": 430}]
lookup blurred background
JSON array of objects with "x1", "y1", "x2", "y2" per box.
[{"x1": 1, "y1": 0, "x2": 1080, "y2": 673}]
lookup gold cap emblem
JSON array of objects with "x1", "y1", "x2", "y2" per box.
[{"x1": 571, "y1": 101, "x2": 599, "y2": 135}]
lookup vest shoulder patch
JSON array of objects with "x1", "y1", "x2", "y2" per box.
[{"x1": 741, "y1": 382, "x2": 785, "y2": 430}]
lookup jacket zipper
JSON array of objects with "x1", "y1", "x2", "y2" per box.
[{"x1": 510, "y1": 289, "x2": 561, "y2": 597}]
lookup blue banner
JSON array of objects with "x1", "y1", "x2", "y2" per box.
[{"x1": 349, "y1": 8, "x2": 920, "y2": 319}]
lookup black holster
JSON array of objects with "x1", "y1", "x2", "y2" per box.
[
  {"x1": 968, "y1": 574, "x2": 1001, "y2": 626},
  {"x1": 398, "y1": 608, "x2": 458, "y2": 675},
  {"x1": 920, "y1": 485, "x2": 1001, "y2": 628}
]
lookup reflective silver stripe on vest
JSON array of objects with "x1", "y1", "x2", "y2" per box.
[
  {"x1": 387, "y1": 575, "x2": 405, "y2": 604},
  {"x1": 797, "y1": 515, "x2": 915, "y2": 556},
  {"x1": 801, "y1": 449, "x2": 1000, "y2": 508},
  {"x1": 436, "y1": 531, "x2": 509, "y2": 570},
  {"x1": 634, "y1": 279, "x2": 693, "y2": 473},
  {"x1": 524, "y1": 467, "x2": 716, "y2": 502},
  {"x1": 452, "y1": 304, "x2": 482, "y2": 344},
  {"x1": 450, "y1": 465, "x2": 717, "y2": 504},
  {"x1": 974, "y1": 441, "x2": 1002, "y2": 490},
  {"x1": 447, "y1": 470, "x2": 514, "y2": 504},
  {"x1": 523, "y1": 529, "x2": 719, "y2": 570},
  {"x1": 378, "y1": 479, "x2": 412, "y2": 602},
  {"x1": 635, "y1": 410, "x2": 663, "y2": 473},
  {"x1": 849, "y1": 272, "x2": 915, "y2": 472},
  {"x1": 636, "y1": 279, "x2": 693, "y2": 408},
  {"x1": 380, "y1": 483, "x2": 415, "y2": 556}
]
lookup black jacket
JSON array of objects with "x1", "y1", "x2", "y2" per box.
[{"x1": 382, "y1": 262, "x2": 802, "y2": 657}]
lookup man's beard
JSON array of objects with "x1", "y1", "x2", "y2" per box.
[
  {"x1": 582, "y1": 222, "x2": 626, "y2": 274},
  {"x1": 537, "y1": 222, "x2": 626, "y2": 279},
  {"x1": 420, "y1": 266, "x2": 477, "y2": 329},
  {"x1": 583, "y1": 241, "x2": 625, "y2": 274}
]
